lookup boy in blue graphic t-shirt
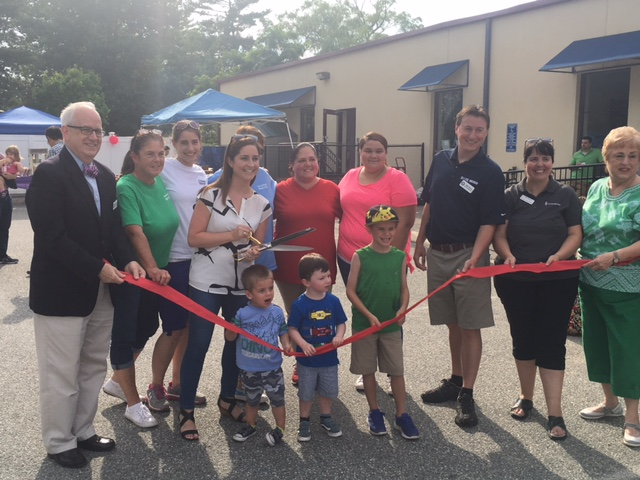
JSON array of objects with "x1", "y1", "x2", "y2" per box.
[
  {"x1": 288, "y1": 254, "x2": 348, "y2": 442},
  {"x1": 225, "y1": 265, "x2": 292, "y2": 446}
]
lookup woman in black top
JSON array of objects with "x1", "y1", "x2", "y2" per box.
[{"x1": 493, "y1": 139, "x2": 582, "y2": 440}]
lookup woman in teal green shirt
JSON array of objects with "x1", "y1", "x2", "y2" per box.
[
  {"x1": 104, "y1": 130, "x2": 179, "y2": 428},
  {"x1": 578, "y1": 126, "x2": 640, "y2": 449}
]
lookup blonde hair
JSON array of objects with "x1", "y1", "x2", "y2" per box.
[
  {"x1": 5, "y1": 145, "x2": 22, "y2": 161},
  {"x1": 602, "y1": 126, "x2": 640, "y2": 159}
]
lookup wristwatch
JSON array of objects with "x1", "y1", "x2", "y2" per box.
[{"x1": 612, "y1": 251, "x2": 620, "y2": 265}]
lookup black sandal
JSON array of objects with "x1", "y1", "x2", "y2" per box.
[
  {"x1": 179, "y1": 409, "x2": 199, "y2": 441},
  {"x1": 217, "y1": 395, "x2": 246, "y2": 423},
  {"x1": 547, "y1": 415, "x2": 568, "y2": 441},
  {"x1": 510, "y1": 398, "x2": 533, "y2": 421}
]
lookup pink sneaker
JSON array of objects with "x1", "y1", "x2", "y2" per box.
[
  {"x1": 145, "y1": 384, "x2": 170, "y2": 412},
  {"x1": 166, "y1": 381, "x2": 207, "y2": 406}
]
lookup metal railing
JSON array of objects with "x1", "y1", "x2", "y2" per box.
[
  {"x1": 503, "y1": 163, "x2": 607, "y2": 196},
  {"x1": 264, "y1": 142, "x2": 424, "y2": 184},
  {"x1": 263, "y1": 142, "x2": 356, "y2": 183}
]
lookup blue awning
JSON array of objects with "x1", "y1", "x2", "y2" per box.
[
  {"x1": 540, "y1": 30, "x2": 640, "y2": 73},
  {"x1": 246, "y1": 87, "x2": 315, "y2": 108},
  {"x1": 141, "y1": 89, "x2": 286, "y2": 125},
  {"x1": 399, "y1": 60, "x2": 469, "y2": 92}
]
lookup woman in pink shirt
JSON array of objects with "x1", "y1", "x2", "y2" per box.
[
  {"x1": 338, "y1": 132, "x2": 417, "y2": 391},
  {"x1": 0, "y1": 146, "x2": 25, "y2": 265},
  {"x1": 338, "y1": 132, "x2": 417, "y2": 284}
]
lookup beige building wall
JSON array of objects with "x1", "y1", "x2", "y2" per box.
[
  {"x1": 221, "y1": 0, "x2": 640, "y2": 187},
  {"x1": 222, "y1": 23, "x2": 488, "y2": 186},
  {"x1": 489, "y1": 0, "x2": 639, "y2": 168}
]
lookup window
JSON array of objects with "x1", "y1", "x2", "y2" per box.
[
  {"x1": 433, "y1": 89, "x2": 463, "y2": 155},
  {"x1": 300, "y1": 107, "x2": 315, "y2": 142},
  {"x1": 577, "y1": 69, "x2": 629, "y2": 148}
]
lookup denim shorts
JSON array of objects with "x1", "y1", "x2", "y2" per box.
[
  {"x1": 109, "y1": 282, "x2": 140, "y2": 370},
  {"x1": 157, "y1": 260, "x2": 191, "y2": 334},
  {"x1": 133, "y1": 288, "x2": 161, "y2": 350},
  {"x1": 240, "y1": 368, "x2": 285, "y2": 408},
  {"x1": 296, "y1": 364, "x2": 339, "y2": 402}
]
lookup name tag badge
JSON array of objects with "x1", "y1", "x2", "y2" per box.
[
  {"x1": 459, "y1": 180, "x2": 475, "y2": 193},
  {"x1": 112, "y1": 199, "x2": 118, "y2": 210},
  {"x1": 519, "y1": 195, "x2": 534, "y2": 205}
]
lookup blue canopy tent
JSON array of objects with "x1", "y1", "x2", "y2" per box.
[
  {"x1": 0, "y1": 106, "x2": 61, "y2": 134},
  {"x1": 140, "y1": 89, "x2": 293, "y2": 146}
]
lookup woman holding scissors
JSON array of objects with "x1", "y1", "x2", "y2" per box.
[{"x1": 179, "y1": 135, "x2": 271, "y2": 441}]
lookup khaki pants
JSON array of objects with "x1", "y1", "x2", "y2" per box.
[{"x1": 33, "y1": 283, "x2": 113, "y2": 454}]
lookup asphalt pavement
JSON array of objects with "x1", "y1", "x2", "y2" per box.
[{"x1": 1, "y1": 197, "x2": 638, "y2": 479}]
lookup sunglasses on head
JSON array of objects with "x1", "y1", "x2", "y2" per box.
[
  {"x1": 525, "y1": 137, "x2": 554, "y2": 146},
  {"x1": 136, "y1": 128, "x2": 162, "y2": 136},
  {"x1": 230, "y1": 134, "x2": 259, "y2": 143},
  {"x1": 174, "y1": 120, "x2": 200, "y2": 131}
]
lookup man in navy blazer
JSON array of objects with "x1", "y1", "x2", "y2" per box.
[{"x1": 26, "y1": 102, "x2": 144, "y2": 469}]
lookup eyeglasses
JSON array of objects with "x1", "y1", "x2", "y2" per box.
[
  {"x1": 525, "y1": 137, "x2": 554, "y2": 146},
  {"x1": 174, "y1": 120, "x2": 200, "y2": 131},
  {"x1": 67, "y1": 125, "x2": 105, "y2": 137},
  {"x1": 230, "y1": 134, "x2": 259, "y2": 143}
]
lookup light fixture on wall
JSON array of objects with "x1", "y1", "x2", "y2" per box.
[{"x1": 316, "y1": 71, "x2": 330, "y2": 81}]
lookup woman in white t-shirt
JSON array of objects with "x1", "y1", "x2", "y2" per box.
[{"x1": 158, "y1": 120, "x2": 208, "y2": 405}]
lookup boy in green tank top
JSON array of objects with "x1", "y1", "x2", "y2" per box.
[{"x1": 346, "y1": 205, "x2": 419, "y2": 440}]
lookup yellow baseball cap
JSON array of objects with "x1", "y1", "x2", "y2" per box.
[{"x1": 365, "y1": 205, "x2": 399, "y2": 226}]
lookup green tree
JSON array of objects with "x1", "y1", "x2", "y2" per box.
[
  {"x1": 32, "y1": 66, "x2": 110, "y2": 122},
  {"x1": 7, "y1": 0, "x2": 422, "y2": 129},
  {"x1": 23, "y1": 0, "x2": 198, "y2": 133},
  {"x1": 193, "y1": 0, "x2": 269, "y2": 79},
  {"x1": 245, "y1": 19, "x2": 306, "y2": 71},
  {"x1": 0, "y1": 0, "x2": 34, "y2": 108},
  {"x1": 264, "y1": 0, "x2": 423, "y2": 57}
]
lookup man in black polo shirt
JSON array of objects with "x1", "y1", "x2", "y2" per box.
[{"x1": 413, "y1": 105, "x2": 506, "y2": 427}]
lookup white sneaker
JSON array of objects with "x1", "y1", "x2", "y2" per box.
[
  {"x1": 103, "y1": 379, "x2": 126, "y2": 402},
  {"x1": 125, "y1": 403, "x2": 158, "y2": 428},
  {"x1": 355, "y1": 375, "x2": 364, "y2": 392}
]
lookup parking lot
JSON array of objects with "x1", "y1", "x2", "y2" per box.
[{"x1": 1, "y1": 198, "x2": 638, "y2": 479}]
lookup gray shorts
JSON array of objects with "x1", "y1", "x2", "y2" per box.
[
  {"x1": 296, "y1": 364, "x2": 339, "y2": 402},
  {"x1": 426, "y1": 247, "x2": 494, "y2": 329},
  {"x1": 350, "y1": 330, "x2": 404, "y2": 376},
  {"x1": 239, "y1": 368, "x2": 285, "y2": 408}
]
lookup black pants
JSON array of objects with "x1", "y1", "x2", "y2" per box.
[
  {"x1": 0, "y1": 193, "x2": 12, "y2": 258},
  {"x1": 494, "y1": 275, "x2": 578, "y2": 370}
]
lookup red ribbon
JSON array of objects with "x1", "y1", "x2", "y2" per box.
[{"x1": 121, "y1": 259, "x2": 589, "y2": 357}]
